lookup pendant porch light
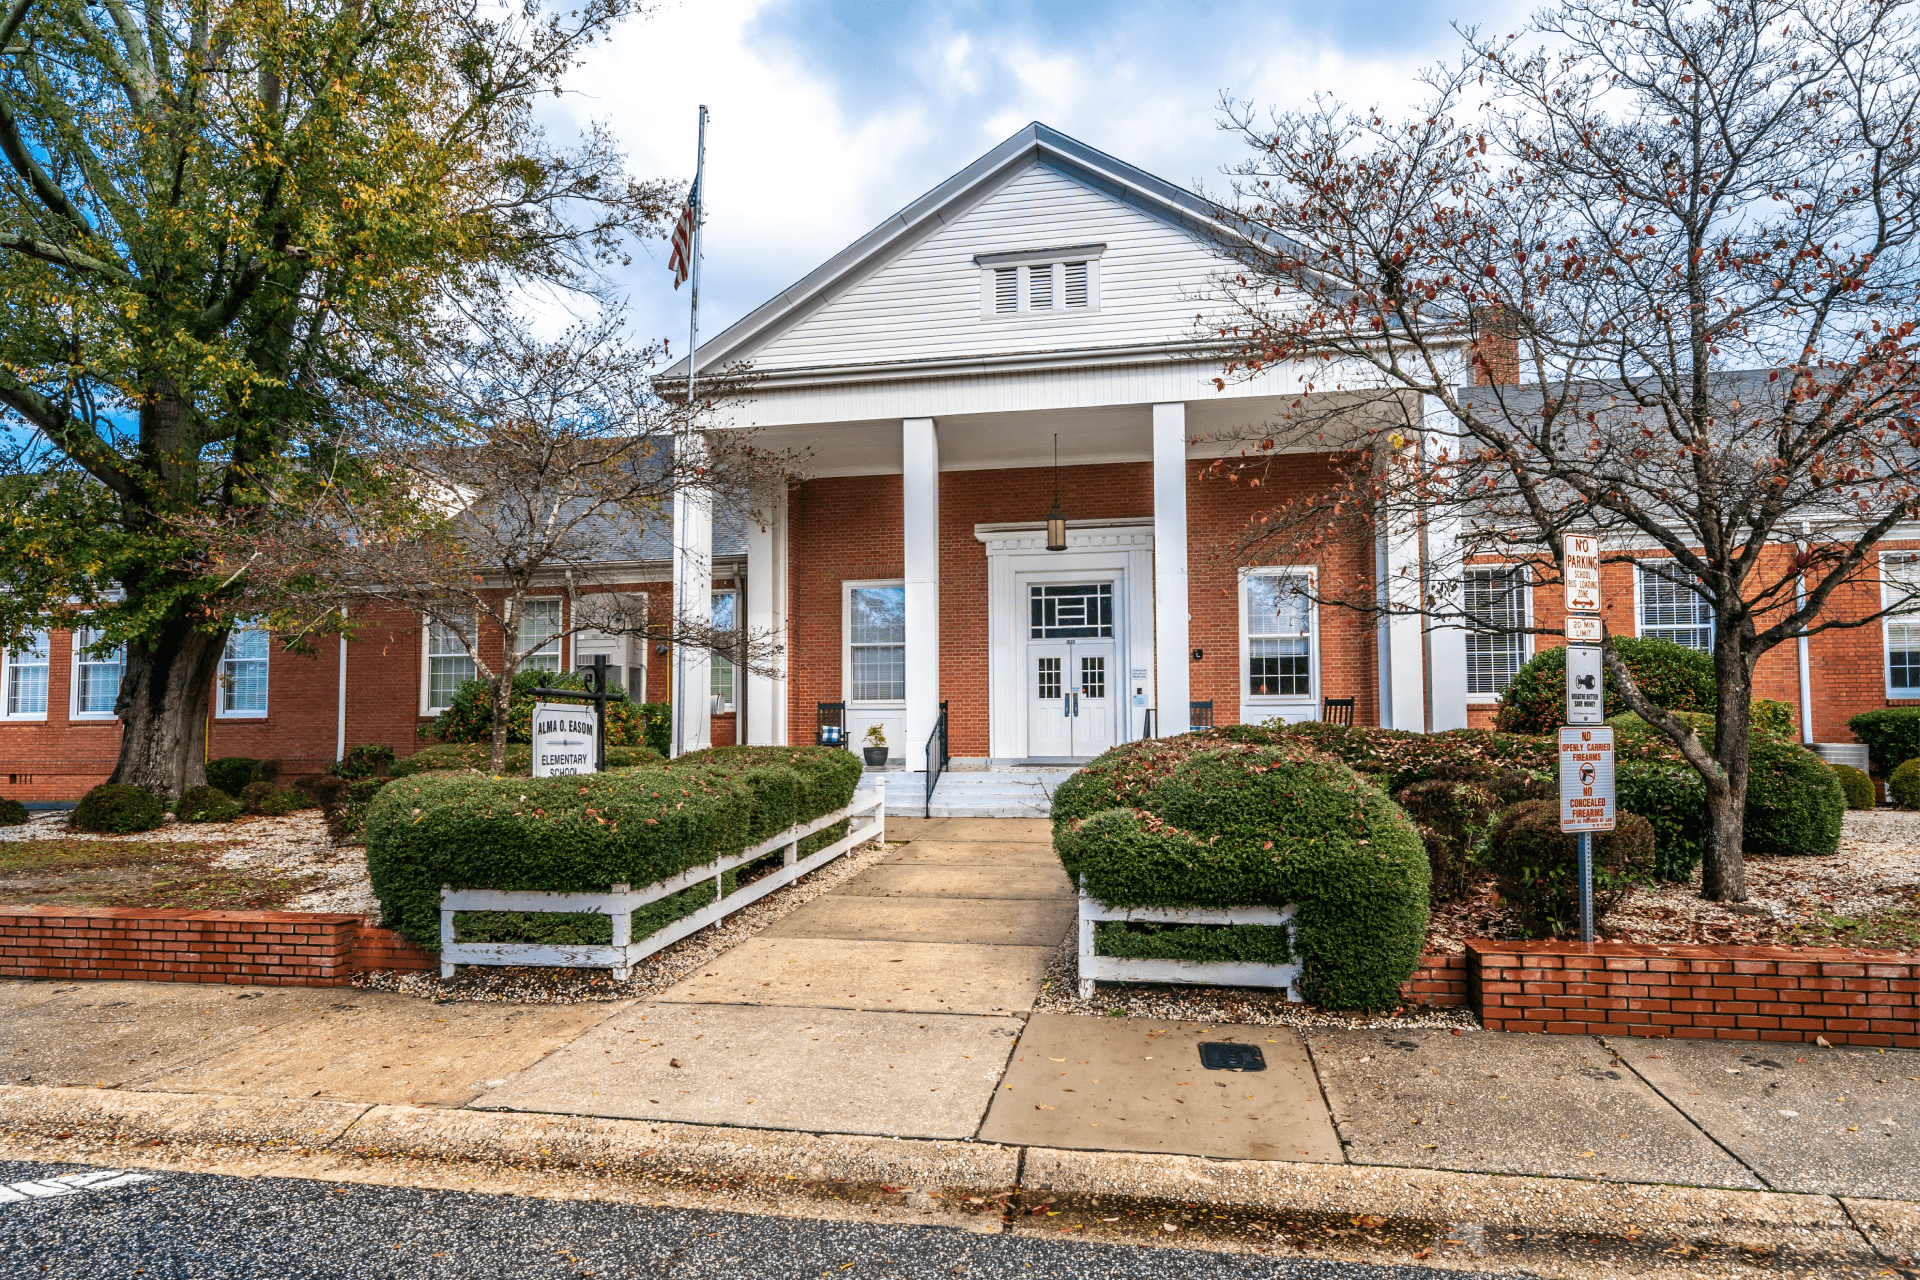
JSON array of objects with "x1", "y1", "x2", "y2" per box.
[{"x1": 1045, "y1": 433, "x2": 1068, "y2": 551}]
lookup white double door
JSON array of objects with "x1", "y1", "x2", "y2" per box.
[{"x1": 1026, "y1": 639, "x2": 1117, "y2": 759}]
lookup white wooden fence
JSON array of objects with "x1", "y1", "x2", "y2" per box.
[
  {"x1": 1077, "y1": 880, "x2": 1302, "y2": 1001},
  {"x1": 438, "y1": 788, "x2": 885, "y2": 979}
]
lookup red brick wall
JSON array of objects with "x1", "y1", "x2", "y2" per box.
[
  {"x1": 0, "y1": 907, "x2": 440, "y2": 986},
  {"x1": 1401, "y1": 951, "x2": 1470, "y2": 1007},
  {"x1": 1470, "y1": 940, "x2": 1919, "y2": 1048}
]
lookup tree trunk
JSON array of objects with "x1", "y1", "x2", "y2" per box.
[
  {"x1": 1700, "y1": 651, "x2": 1754, "y2": 903},
  {"x1": 490, "y1": 675, "x2": 511, "y2": 775},
  {"x1": 109, "y1": 622, "x2": 227, "y2": 802}
]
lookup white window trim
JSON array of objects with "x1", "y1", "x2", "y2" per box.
[
  {"x1": 69, "y1": 625, "x2": 123, "y2": 722},
  {"x1": 842, "y1": 579, "x2": 906, "y2": 709},
  {"x1": 976, "y1": 244, "x2": 1104, "y2": 318},
  {"x1": 1463, "y1": 566, "x2": 1534, "y2": 704},
  {"x1": 1882, "y1": 550, "x2": 1920, "y2": 700},
  {"x1": 515, "y1": 596, "x2": 566, "y2": 673},
  {"x1": 215, "y1": 623, "x2": 271, "y2": 721},
  {"x1": 421, "y1": 614, "x2": 479, "y2": 716},
  {"x1": 1238, "y1": 567, "x2": 1320, "y2": 721},
  {"x1": 710, "y1": 589, "x2": 738, "y2": 713},
  {"x1": 2, "y1": 628, "x2": 50, "y2": 722},
  {"x1": 1634, "y1": 560, "x2": 1715, "y2": 651}
]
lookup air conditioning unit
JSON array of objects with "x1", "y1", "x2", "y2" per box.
[{"x1": 573, "y1": 593, "x2": 647, "y2": 698}]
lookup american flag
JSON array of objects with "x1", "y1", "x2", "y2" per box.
[{"x1": 668, "y1": 180, "x2": 698, "y2": 289}]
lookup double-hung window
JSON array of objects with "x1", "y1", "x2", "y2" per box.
[
  {"x1": 848, "y1": 585, "x2": 906, "y2": 702},
  {"x1": 1463, "y1": 566, "x2": 1530, "y2": 697},
  {"x1": 710, "y1": 590, "x2": 737, "y2": 712},
  {"x1": 424, "y1": 617, "x2": 475, "y2": 713},
  {"x1": 1884, "y1": 552, "x2": 1920, "y2": 697},
  {"x1": 4, "y1": 628, "x2": 49, "y2": 719},
  {"x1": 218, "y1": 624, "x2": 269, "y2": 718},
  {"x1": 73, "y1": 626, "x2": 123, "y2": 719},
  {"x1": 1637, "y1": 562, "x2": 1714, "y2": 649},
  {"x1": 1242, "y1": 570, "x2": 1316, "y2": 705},
  {"x1": 517, "y1": 599, "x2": 562, "y2": 673}
]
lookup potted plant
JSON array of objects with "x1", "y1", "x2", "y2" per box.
[{"x1": 862, "y1": 725, "x2": 889, "y2": 767}]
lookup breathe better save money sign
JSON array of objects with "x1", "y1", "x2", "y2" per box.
[
  {"x1": 532, "y1": 703, "x2": 598, "y2": 777},
  {"x1": 1558, "y1": 727, "x2": 1616, "y2": 832}
]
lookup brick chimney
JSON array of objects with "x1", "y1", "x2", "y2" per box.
[{"x1": 1470, "y1": 308, "x2": 1520, "y2": 386}]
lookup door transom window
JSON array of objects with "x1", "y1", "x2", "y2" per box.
[{"x1": 1029, "y1": 583, "x2": 1112, "y2": 639}]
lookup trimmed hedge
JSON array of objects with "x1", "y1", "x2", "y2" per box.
[
  {"x1": 1392, "y1": 778, "x2": 1499, "y2": 902},
  {"x1": 1496, "y1": 636, "x2": 1716, "y2": 734},
  {"x1": 1486, "y1": 801, "x2": 1655, "y2": 938},
  {"x1": 1831, "y1": 764, "x2": 1875, "y2": 810},
  {"x1": 1277, "y1": 722, "x2": 1555, "y2": 794},
  {"x1": 363, "y1": 745, "x2": 863, "y2": 950},
  {"x1": 206, "y1": 757, "x2": 261, "y2": 798},
  {"x1": 638, "y1": 702, "x2": 671, "y2": 758},
  {"x1": 241, "y1": 781, "x2": 317, "y2": 817},
  {"x1": 331, "y1": 744, "x2": 395, "y2": 780},
  {"x1": 390, "y1": 741, "x2": 662, "y2": 779},
  {"x1": 1614, "y1": 758, "x2": 1707, "y2": 880},
  {"x1": 71, "y1": 783, "x2": 166, "y2": 834},
  {"x1": 1093, "y1": 921, "x2": 1295, "y2": 966},
  {"x1": 0, "y1": 798, "x2": 26, "y2": 826},
  {"x1": 177, "y1": 785, "x2": 242, "y2": 823},
  {"x1": 1052, "y1": 727, "x2": 1428, "y2": 1012},
  {"x1": 1892, "y1": 759, "x2": 1920, "y2": 809},
  {"x1": 1848, "y1": 709, "x2": 1920, "y2": 778}
]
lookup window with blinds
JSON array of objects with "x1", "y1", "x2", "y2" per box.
[
  {"x1": 849, "y1": 585, "x2": 906, "y2": 701},
  {"x1": 219, "y1": 624, "x2": 270, "y2": 717},
  {"x1": 1885, "y1": 553, "x2": 1920, "y2": 695},
  {"x1": 1638, "y1": 563, "x2": 1714, "y2": 650},
  {"x1": 1463, "y1": 567, "x2": 1528, "y2": 695},
  {"x1": 73, "y1": 626, "x2": 123, "y2": 717},
  {"x1": 4, "y1": 628, "x2": 48, "y2": 718}
]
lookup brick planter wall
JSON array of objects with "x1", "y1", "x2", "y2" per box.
[
  {"x1": 1401, "y1": 951, "x2": 1469, "y2": 1008},
  {"x1": 0, "y1": 907, "x2": 440, "y2": 987},
  {"x1": 1469, "y1": 940, "x2": 1920, "y2": 1049}
]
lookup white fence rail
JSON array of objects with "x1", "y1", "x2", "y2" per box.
[
  {"x1": 438, "y1": 788, "x2": 885, "y2": 979},
  {"x1": 1077, "y1": 880, "x2": 1302, "y2": 1001}
]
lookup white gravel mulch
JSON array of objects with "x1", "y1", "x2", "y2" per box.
[{"x1": 1426, "y1": 807, "x2": 1920, "y2": 952}]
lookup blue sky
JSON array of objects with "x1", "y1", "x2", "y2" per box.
[{"x1": 554, "y1": 0, "x2": 1530, "y2": 360}]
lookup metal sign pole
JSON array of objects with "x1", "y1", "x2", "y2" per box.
[
  {"x1": 1577, "y1": 831, "x2": 1593, "y2": 943},
  {"x1": 1561, "y1": 536, "x2": 1609, "y2": 946}
]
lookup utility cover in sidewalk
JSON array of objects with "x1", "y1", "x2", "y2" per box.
[{"x1": 1199, "y1": 1042, "x2": 1265, "y2": 1071}]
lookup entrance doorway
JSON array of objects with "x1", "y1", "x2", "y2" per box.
[{"x1": 1023, "y1": 582, "x2": 1119, "y2": 759}]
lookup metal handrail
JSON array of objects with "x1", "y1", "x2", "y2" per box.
[
  {"x1": 924, "y1": 700, "x2": 949, "y2": 819},
  {"x1": 1140, "y1": 707, "x2": 1156, "y2": 740}
]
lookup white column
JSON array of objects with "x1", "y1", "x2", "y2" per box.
[
  {"x1": 1376, "y1": 485, "x2": 1427, "y2": 733},
  {"x1": 670, "y1": 436, "x2": 713, "y2": 757},
  {"x1": 903, "y1": 418, "x2": 941, "y2": 771},
  {"x1": 1422, "y1": 398, "x2": 1468, "y2": 731},
  {"x1": 1152, "y1": 403, "x2": 1189, "y2": 736},
  {"x1": 745, "y1": 487, "x2": 787, "y2": 745}
]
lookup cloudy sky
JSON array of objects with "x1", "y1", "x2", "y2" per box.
[{"x1": 553, "y1": 0, "x2": 1532, "y2": 360}]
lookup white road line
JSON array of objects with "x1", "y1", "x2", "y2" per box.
[{"x1": 0, "y1": 1170, "x2": 154, "y2": 1204}]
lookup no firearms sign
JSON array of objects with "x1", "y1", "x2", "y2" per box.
[{"x1": 1558, "y1": 727, "x2": 1616, "y2": 832}]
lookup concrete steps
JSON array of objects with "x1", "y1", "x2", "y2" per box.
[{"x1": 856, "y1": 767, "x2": 1079, "y2": 819}]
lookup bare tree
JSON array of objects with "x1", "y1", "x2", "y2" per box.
[
  {"x1": 1204, "y1": 0, "x2": 1920, "y2": 901},
  {"x1": 221, "y1": 309, "x2": 799, "y2": 774}
]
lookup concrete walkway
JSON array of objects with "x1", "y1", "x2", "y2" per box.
[{"x1": 2, "y1": 817, "x2": 1917, "y2": 1205}]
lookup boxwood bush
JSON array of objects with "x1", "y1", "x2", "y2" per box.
[
  {"x1": 1278, "y1": 722, "x2": 1555, "y2": 794},
  {"x1": 1052, "y1": 727, "x2": 1428, "y2": 1012},
  {"x1": 1847, "y1": 709, "x2": 1920, "y2": 778},
  {"x1": 0, "y1": 798, "x2": 27, "y2": 826},
  {"x1": 1486, "y1": 800, "x2": 1655, "y2": 938},
  {"x1": 177, "y1": 784, "x2": 242, "y2": 823},
  {"x1": 71, "y1": 783, "x2": 165, "y2": 834},
  {"x1": 205, "y1": 757, "x2": 261, "y2": 798},
  {"x1": 363, "y1": 745, "x2": 863, "y2": 950},
  {"x1": 1614, "y1": 758, "x2": 1707, "y2": 880},
  {"x1": 1392, "y1": 778, "x2": 1499, "y2": 902},
  {"x1": 1891, "y1": 759, "x2": 1920, "y2": 809},
  {"x1": 1495, "y1": 636, "x2": 1716, "y2": 734},
  {"x1": 1830, "y1": 764, "x2": 1875, "y2": 810}
]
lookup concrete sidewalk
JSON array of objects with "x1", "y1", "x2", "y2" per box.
[{"x1": 3, "y1": 815, "x2": 1919, "y2": 1273}]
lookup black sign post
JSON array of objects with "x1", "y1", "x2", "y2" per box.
[{"x1": 533, "y1": 653, "x2": 614, "y2": 771}]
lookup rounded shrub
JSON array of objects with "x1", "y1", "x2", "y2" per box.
[
  {"x1": 1847, "y1": 709, "x2": 1920, "y2": 778},
  {"x1": 364, "y1": 745, "x2": 862, "y2": 949},
  {"x1": 1392, "y1": 778, "x2": 1499, "y2": 903},
  {"x1": 240, "y1": 781, "x2": 317, "y2": 817},
  {"x1": 205, "y1": 757, "x2": 261, "y2": 797},
  {"x1": 331, "y1": 744, "x2": 396, "y2": 780},
  {"x1": 1891, "y1": 759, "x2": 1920, "y2": 809},
  {"x1": 1052, "y1": 726, "x2": 1429, "y2": 1012},
  {"x1": 1486, "y1": 800, "x2": 1655, "y2": 938},
  {"x1": 71, "y1": 783, "x2": 166, "y2": 834},
  {"x1": 1615, "y1": 758, "x2": 1707, "y2": 880},
  {"x1": 0, "y1": 798, "x2": 27, "y2": 826},
  {"x1": 1742, "y1": 737, "x2": 1845, "y2": 856},
  {"x1": 1278, "y1": 722, "x2": 1555, "y2": 794},
  {"x1": 1829, "y1": 763, "x2": 1876, "y2": 811},
  {"x1": 177, "y1": 784, "x2": 242, "y2": 823},
  {"x1": 1496, "y1": 636, "x2": 1716, "y2": 735}
]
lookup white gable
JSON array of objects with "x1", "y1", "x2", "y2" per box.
[{"x1": 739, "y1": 161, "x2": 1228, "y2": 373}]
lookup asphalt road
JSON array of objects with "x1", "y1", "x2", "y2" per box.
[{"x1": 0, "y1": 1159, "x2": 1496, "y2": 1280}]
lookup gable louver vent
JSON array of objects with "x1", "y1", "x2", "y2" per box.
[
  {"x1": 994, "y1": 268, "x2": 1018, "y2": 313},
  {"x1": 1029, "y1": 264, "x2": 1054, "y2": 310},
  {"x1": 1064, "y1": 261, "x2": 1088, "y2": 307}
]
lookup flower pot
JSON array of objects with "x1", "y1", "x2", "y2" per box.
[{"x1": 863, "y1": 746, "x2": 889, "y2": 767}]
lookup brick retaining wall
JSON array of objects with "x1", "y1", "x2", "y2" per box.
[
  {"x1": 1401, "y1": 951, "x2": 1469, "y2": 1007},
  {"x1": 0, "y1": 907, "x2": 438, "y2": 987},
  {"x1": 1469, "y1": 940, "x2": 1920, "y2": 1049}
]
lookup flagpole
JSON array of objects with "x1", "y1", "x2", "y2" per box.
[{"x1": 672, "y1": 105, "x2": 708, "y2": 760}]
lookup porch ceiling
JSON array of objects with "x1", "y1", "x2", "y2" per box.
[{"x1": 744, "y1": 392, "x2": 1399, "y2": 479}]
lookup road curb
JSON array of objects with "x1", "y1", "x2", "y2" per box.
[{"x1": 0, "y1": 1083, "x2": 1913, "y2": 1274}]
